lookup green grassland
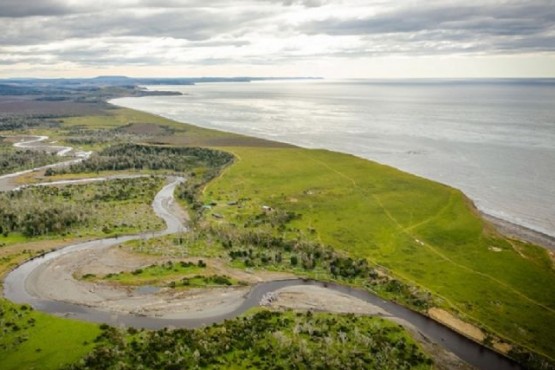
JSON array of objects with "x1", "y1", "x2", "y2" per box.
[
  {"x1": 0, "y1": 300, "x2": 100, "y2": 370},
  {"x1": 201, "y1": 146, "x2": 555, "y2": 360},
  {"x1": 82, "y1": 260, "x2": 239, "y2": 288}
]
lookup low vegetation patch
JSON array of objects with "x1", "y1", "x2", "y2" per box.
[
  {"x1": 0, "y1": 139, "x2": 61, "y2": 176},
  {"x1": 84, "y1": 259, "x2": 241, "y2": 288},
  {"x1": 67, "y1": 310, "x2": 432, "y2": 370},
  {"x1": 168, "y1": 273, "x2": 237, "y2": 288},
  {"x1": 0, "y1": 177, "x2": 164, "y2": 240},
  {"x1": 88, "y1": 260, "x2": 205, "y2": 285}
]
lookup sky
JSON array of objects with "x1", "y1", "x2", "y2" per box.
[{"x1": 1, "y1": 0, "x2": 554, "y2": 78}]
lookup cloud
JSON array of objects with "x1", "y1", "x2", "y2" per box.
[
  {"x1": 0, "y1": 0, "x2": 74, "y2": 17},
  {"x1": 0, "y1": 0, "x2": 554, "y2": 76},
  {"x1": 277, "y1": 0, "x2": 327, "y2": 7},
  {"x1": 0, "y1": 8, "x2": 268, "y2": 45},
  {"x1": 304, "y1": 3, "x2": 555, "y2": 35},
  {"x1": 300, "y1": 1, "x2": 555, "y2": 54}
]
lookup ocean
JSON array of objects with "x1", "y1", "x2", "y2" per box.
[{"x1": 111, "y1": 79, "x2": 555, "y2": 238}]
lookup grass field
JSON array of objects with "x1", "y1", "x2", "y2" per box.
[
  {"x1": 53, "y1": 108, "x2": 555, "y2": 361},
  {"x1": 1, "y1": 106, "x2": 554, "y2": 368},
  {"x1": 201, "y1": 146, "x2": 555, "y2": 360},
  {"x1": 0, "y1": 299, "x2": 100, "y2": 370}
]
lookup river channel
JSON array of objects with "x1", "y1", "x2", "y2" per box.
[{"x1": 2, "y1": 136, "x2": 521, "y2": 370}]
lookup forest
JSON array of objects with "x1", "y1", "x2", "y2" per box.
[
  {"x1": 0, "y1": 148, "x2": 59, "y2": 176},
  {"x1": 46, "y1": 143, "x2": 233, "y2": 175},
  {"x1": 0, "y1": 115, "x2": 62, "y2": 131}
]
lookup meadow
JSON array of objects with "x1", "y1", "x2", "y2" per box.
[
  {"x1": 0, "y1": 300, "x2": 100, "y2": 370},
  {"x1": 201, "y1": 146, "x2": 555, "y2": 362}
]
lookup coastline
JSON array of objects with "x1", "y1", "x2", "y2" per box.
[
  {"x1": 3, "y1": 100, "x2": 552, "y2": 368},
  {"x1": 109, "y1": 98, "x2": 555, "y2": 252},
  {"x1": 483, "y1": 213, "x2": 555, "y2": 252}
]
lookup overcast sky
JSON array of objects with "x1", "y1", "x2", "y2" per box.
[{"x1": 1, "y1": 0, "x2": 554, "y2": 78}]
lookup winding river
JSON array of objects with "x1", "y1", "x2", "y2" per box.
[{"x1": 2, "y1": 136, "x2": 521, "y2": 370}]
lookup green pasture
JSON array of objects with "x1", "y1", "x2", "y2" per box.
[
  {"x1": 90, "y1": 260, "x2": 205, "y2": 286},
  {"x1": 0, "y1": 300, "x2": 100, "y2": 370},
  {"x1": 202, "y1": 146, "x2": 555, "y2": 359}
]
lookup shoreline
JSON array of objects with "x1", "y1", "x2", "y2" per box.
[
  {"x1": 0, "y1": 108, "x2": 540, "y2": 368},
  {"x1": 483, "y1": 212, "x2": 555, "y2": 252},
  {"x1": 108, "y1": 98, "x2": 555, "y2": 252}
]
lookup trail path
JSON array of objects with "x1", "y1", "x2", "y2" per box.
[{"x1": 0, "y1": 135, "x2": 92, "y2": 190}]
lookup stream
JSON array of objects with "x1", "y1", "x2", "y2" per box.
[{"x1": 2, "y1": 136, "x2": 521, "y2": 370}]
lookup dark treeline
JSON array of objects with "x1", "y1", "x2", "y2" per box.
[
  {"x1": 62, "y1": 128, "x2": 136, "y2": 145},
  {"x1": 0, "y1": 115, "x2": 61, "y2": 130},
  {"x1": 46, "y1": 143, "x2": 233, "y2": 175},
  {"x1": 62, "y1": 124, "x2": 174, "y2": 146},
  {"x1": 67, "y1": 311, "x2": 430, "y2": 370}
]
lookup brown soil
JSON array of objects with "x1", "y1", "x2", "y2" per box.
[
  {"x1": 0, "y1": 96, "x2": 105, "y2": 116},
  {"x1": 157, "y1": 134, "x2": 294, "y2": 148},
  {"x1": 428, "y1": 308, "x2": 485, "y2": 343},
  {"x1": 76, "y1": 247, "x2": 294, "y2": 285},
  {"x1": 120, "y1": 122, "x2": 170, "y2": 135},
  {"x1": 268, "y1": 285, "x2": 388, "y2": 315},
  {"x1": 494, "y1": 341, "x2": 513, "y2": 354}
]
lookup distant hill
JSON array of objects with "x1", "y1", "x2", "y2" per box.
[{"x1": 0, "y1": 76, "x2": 322, "y2": 99}]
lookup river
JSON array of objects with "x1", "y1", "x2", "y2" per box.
[{"x1": 1, "y1": 136, "x2": 521, "y2": 370}]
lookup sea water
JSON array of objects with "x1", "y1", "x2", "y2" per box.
[{"x1": 111, "y1": 79, "x2": 555, "y2": 238}]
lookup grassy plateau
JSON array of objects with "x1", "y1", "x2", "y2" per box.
[{"x1": 201, "y1": 145, "x2": 555, "y2": 359}]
